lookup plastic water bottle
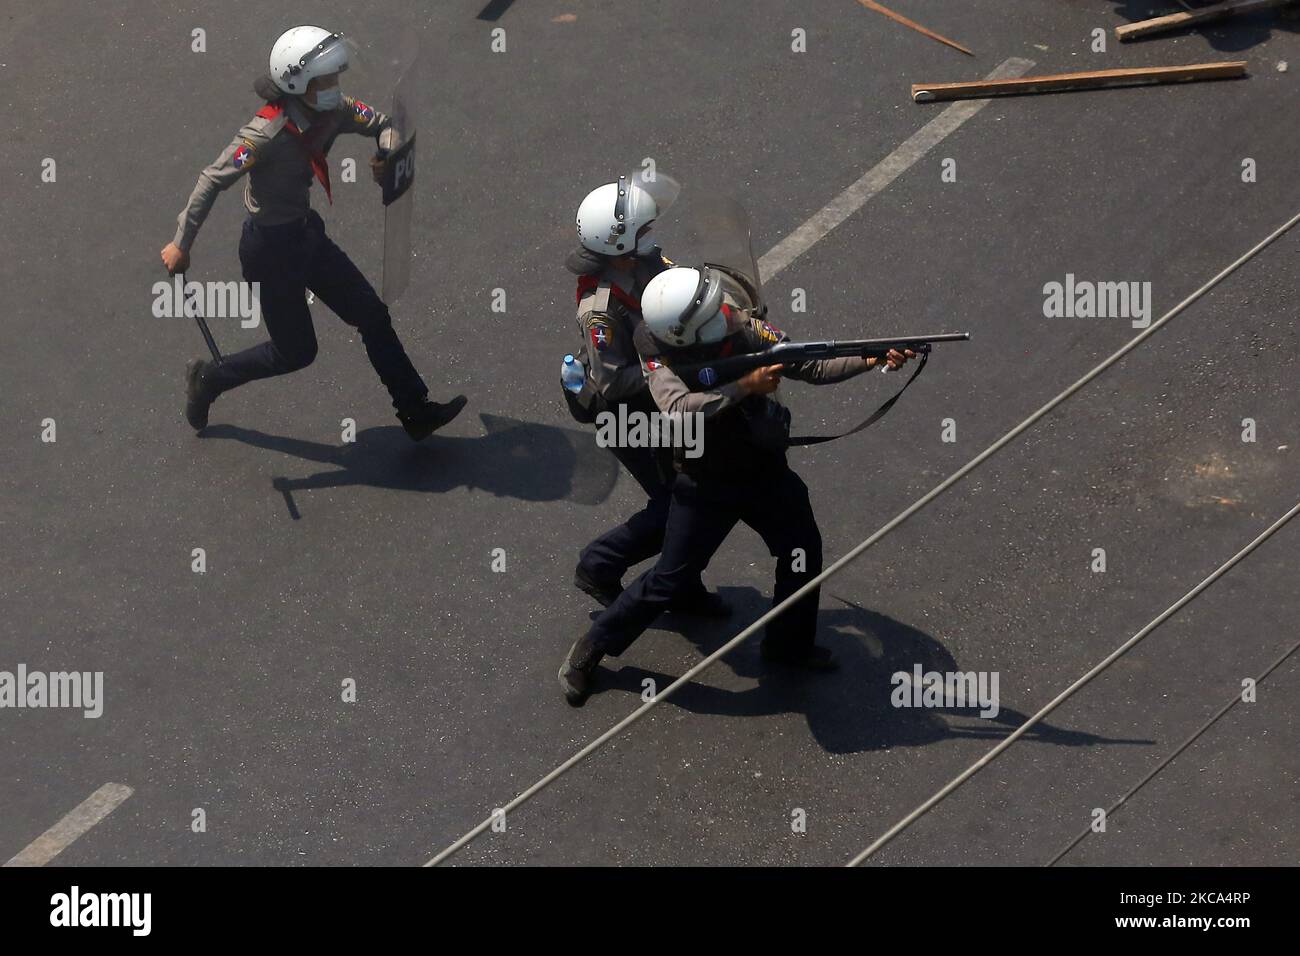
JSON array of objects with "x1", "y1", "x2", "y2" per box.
[{"x1": 561, "y1": 354, "x2": 586, "y2": 394}]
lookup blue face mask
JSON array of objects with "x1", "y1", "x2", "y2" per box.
[{"x1": 310, "y1": 87, "x2": 342, "y2": 111}]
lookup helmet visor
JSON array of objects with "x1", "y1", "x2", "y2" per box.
[
  {"x1": 622, "y1": 167, "x2": 680, "y2": 247},
  {"x1": 292, "y1": 32, "x2": 353, "y2": 86},
  {"x1": 680, "y1": 266, "x2": 733, "y2": 344},
  {"x1": 311, "y1": 32, "x2": 351, "y2": 71},
  {"x1": 697, "y1": 300, "x2": 749, "y2": 344}
]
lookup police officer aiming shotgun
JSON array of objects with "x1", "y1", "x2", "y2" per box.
[
  {"x1": 160, "y1": 25, "x2": 465, "y2": 440},
  {"x1": 558, "y1": 193, "x2": 967, "y2": 705}
]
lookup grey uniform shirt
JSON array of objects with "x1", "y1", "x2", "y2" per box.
[
  {"x1": 574, "y1": 254, "x2": 670, "y2": 403},
  {"x1": 173, "y1": 95, "x2": 391, "y2": 251},
  {"x1": 634, "y1": 311, "x2": 868, "y2": 474}
]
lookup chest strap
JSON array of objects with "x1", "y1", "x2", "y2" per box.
[{"x1": 575, "y1": 274, "x2": 641, "y2": 312}]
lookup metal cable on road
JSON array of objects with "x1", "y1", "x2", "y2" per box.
[
  {"x1": 846, "y1": 501, "x2": 1300, "y2": 866},
  {"x1": 1045, "y1": 636, "x2": 1300, "y2": 867}
]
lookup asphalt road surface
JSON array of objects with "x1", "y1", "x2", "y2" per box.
[{"x1": 1, "y1": 0, "x2": 1296, "y2": 867}]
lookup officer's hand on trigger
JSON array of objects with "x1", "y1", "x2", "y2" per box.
[
  {"x1": 739, "y1": 365, "x2": 784, "y2": 396},
  {"x1": 865, "y1": 348, "x2": 915, "y2": 371},
  {"x1": 161, "y1": 242, "x2": 190, "y2": 276}
]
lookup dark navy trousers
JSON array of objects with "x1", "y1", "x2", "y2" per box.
[
  {"x1": 577, "y1": 441, "x2": 675, "y2": 583},
  {"x1": 206, "y1": 210, "x2": 428, "y2": 411},
  {"x1": 585, "y1": 463, "x2": 824, "y2": 657}
]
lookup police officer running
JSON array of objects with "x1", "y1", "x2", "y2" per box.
[
  {"x1": 558, "y1": 260, "x2": 913, "y2": 705},
  {"x1": 564, "y1": 175, "x2": 727, "y2": 617},
  {"x1": 159, "y1": 25, "x2": 465, "y2": 439}
]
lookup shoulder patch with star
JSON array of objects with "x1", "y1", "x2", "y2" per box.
[
  {"x1": 232, "y1": 139, "x2": 257, "y2": 170},
  {"x1": 588, "y1": 318, "x2": 613, "y2": 352}
]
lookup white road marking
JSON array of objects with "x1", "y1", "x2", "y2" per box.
[
  {"x1": 758, "y1": 56, "x2": 1035, "y2": 281},
  {"x1": 4, "y1": 782, "x2": 133, "y2": 867}
]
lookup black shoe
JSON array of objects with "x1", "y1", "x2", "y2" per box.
[
  {"x1": 574, "y1": 566, "x2": 623, "y2": 608},
  {"x1": 558, "y1": 635, "x2": 605, "y2": 707},
  {"x1": 397, "y1": 395, "x2": 467, "y2": 441},
  {"x1": 670, "y1": 589, "x2": 732, "y2": 618},
  {"x1": 185, "y1": 359, "x2": 219, "y2": 431},
  {"x1": 760, "y1": 642, "x2": 840, "y2": 672}
]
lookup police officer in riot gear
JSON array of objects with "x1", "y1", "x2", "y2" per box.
[
  {"x1": 558, "y1": 258, "x2": 913, "y2": 706},
  {"x1": 564, "y1": 174, "x2": 728, "y2": 616},
  {"x1": 160, "y1": 25, "x2": 465, "y2": 439}
]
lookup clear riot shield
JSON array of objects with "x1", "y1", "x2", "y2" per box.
[
  {"x1": 379, "y1": 42, "x2": 419, "y2": 303},
  {"x1": 622, "y1": 165, "x2": 680, "y2": 252},
  {"x1": 655, "y1": 190, "x2": 765, "y2": 317}
]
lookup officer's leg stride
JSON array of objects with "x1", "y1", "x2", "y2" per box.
[
  {"x1": 559, "y1": 475, "x2": 739, "y2": 706},
  {"x1": 574, "y1": 443, "x2": 669, "y2": 602},
  {"x1": 184, "y1": 213, "x2": 465, "y2": 439},
  {"x1": 186, "y1": 218, "x2": 322, "y2": 429},
  {"x1": 575, "y1": 443, "x2": 727, "y2": 616},
  {"x1": 741, "y1": 467, "x2": 836, "y2": 670},
  {"x1": 305, "y1": 215, "x2": 466, "y2": 440}
]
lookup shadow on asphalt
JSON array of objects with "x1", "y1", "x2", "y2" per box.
[
  {"x1": 600, "y1": 592, "x2": 1153, "y2": 756},
  {"x1": 1110, "y1": 1, "x2": 1299, "y2": 52},
  {"x1": 200, "y1": 413, "x2": 620, "y2": 516}
]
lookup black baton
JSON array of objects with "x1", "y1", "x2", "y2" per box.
[{"x1": 178, "y1": 271, "x2": 224, "y2": 365}]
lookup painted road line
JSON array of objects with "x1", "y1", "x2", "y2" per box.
[
  {"x1": 758, "y1": 56, "x2": 1035, "y2": 281},
  {"x1": 4, "y1": 782, "x2": 133, "y2": 867}
]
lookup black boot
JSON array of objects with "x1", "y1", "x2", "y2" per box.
[
  {"x1": 760, "y1": 641, "x2": 839, "y2": 672},
  {"x1": 397, "y1": 395, "x2": 467, "y2": 441},
  {"x1": 185, "y1": 359, "x2": 219, "y2": 431},
  {"x1": 558, "y1": 634, "x2": 605, "y2": 707},
  {"x1": 573, "y1": 565, "x2": 623, "y2": 608}
]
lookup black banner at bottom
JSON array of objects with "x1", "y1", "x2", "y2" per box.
[{"x1": 0, "y1": 865, "x2": 1289, "y2": 942}]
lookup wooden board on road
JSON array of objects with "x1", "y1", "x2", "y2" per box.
[
  {"x1": 912, "y1": 62, "x2": 1248, "y2": 103},
  {"x1": 1116, "y1": 0, "x2": 1296, "y2": 42}
]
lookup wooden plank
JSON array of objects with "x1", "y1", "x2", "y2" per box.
[
  {"x1": 1117, "y1": 0, "x2": 1295, "y2": 41},
  {"x1": 856, "y1": 0, "x2": 973, "y2": 56},
  {"x1": 912, "y1": 61, "x2": 1248, "y2": 103}
]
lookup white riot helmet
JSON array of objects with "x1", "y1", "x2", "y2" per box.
[
  {"x1": 269, "y1": 26, "x2": 351, "y2": 96},
  {"x1": 641, "y1": 267, "x2": 735, "y2": 348},
  {"x1": 576, "y1": 172, "x2": 679, "y2": 257}
]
